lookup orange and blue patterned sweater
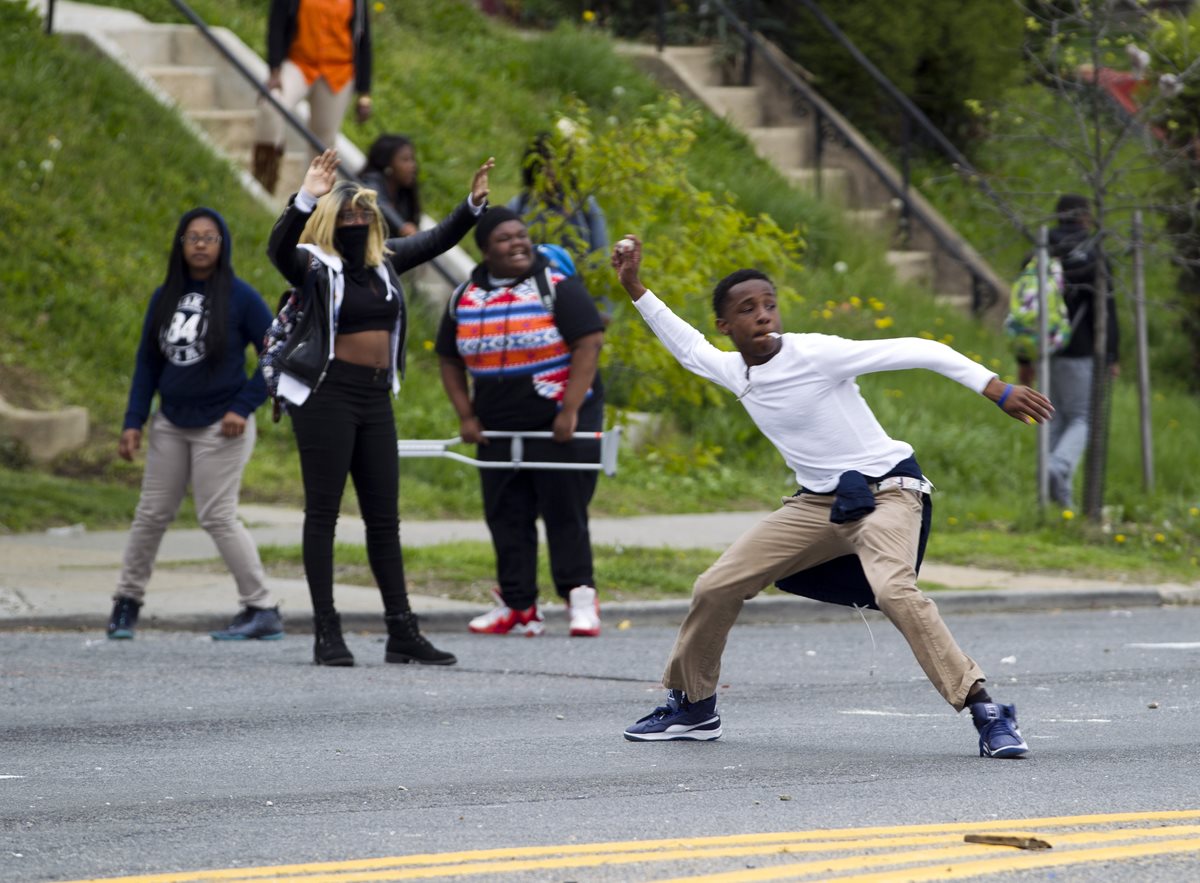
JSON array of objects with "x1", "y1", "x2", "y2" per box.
[{"x1": 435, "y1": 259, "x2": 605, "y2": 431}]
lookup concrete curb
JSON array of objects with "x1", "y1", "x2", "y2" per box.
[{"x1": 8, "y1": 586, "x2": 1195, "y2": 635}]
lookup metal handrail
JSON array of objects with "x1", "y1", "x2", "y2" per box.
[
  {"x1": 80, "y1": 0, "x2": 459, "y2": 286},
  {"x1": 704, "y1": 0, "x2": 1014, "y2": 311},
  {"x1": 783, "y1": 0, "x2": 1032, "y2": 244}
]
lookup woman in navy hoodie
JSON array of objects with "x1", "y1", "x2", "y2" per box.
[{"x1": 108, "y1": 208, "x2": 279, "y2": 643}]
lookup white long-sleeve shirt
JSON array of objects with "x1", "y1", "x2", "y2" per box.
[{"x1": 635, "y1": 291, "x2": 996, "y2": 492}]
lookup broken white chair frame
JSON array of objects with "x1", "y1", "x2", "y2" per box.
[{"x1": 396, "y1": 427, "x2": 622, "y2": 477}]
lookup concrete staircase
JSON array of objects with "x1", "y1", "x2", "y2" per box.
[
  {"x1": 35, "y1": 1, "x2": 472, "y2": 286},
  {"x1": 103, "y1": 23, "x2": 317, "y2": 203},
  {"x1": 629, "y1": 42, "x2": 1006, "y2": 314}
]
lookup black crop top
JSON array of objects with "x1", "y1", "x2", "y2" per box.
[{"x1": 338, "y1": 273, "x2": 399, "y2": 334}]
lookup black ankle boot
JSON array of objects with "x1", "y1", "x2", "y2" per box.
[
  {"x1": 313, "y1": 610, "x2": 355, "y2": 666},
  {"x1": 384, "y1": 611, "x2": 456, "y2": 666}
]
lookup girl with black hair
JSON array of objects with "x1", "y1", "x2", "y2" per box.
[
  {"x1": 108, "y1": 208, "x2": 279, "y2": 643},
  {"x1": 360, "y1": 134, "x2": 421, "y2": 238}
]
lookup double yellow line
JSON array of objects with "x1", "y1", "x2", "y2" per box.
[{"x1": 63, "y1": 809, "x2": 1200, "y2": 882}]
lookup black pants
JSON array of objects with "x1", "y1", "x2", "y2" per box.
[
  {"x1": 478, "y1": 433, "x2": 599, "y2": 610},
  {"x1": 289, "y1": 360, "x2": 409, "y2": 616}
]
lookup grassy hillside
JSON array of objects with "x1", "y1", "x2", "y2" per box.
[{"x1": 1, "y1": 1, "x2": 1197, "y2": 579}]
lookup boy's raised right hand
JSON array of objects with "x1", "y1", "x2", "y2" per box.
[{"x1": 611, "y1": 234, "x2": 647, "y2": 300}]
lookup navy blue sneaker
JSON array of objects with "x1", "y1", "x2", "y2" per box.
[
  {"x1": 971, "y1": 702, "x2": 1029, "y2": 758},
  {"x1": 107, "y1": 597, "x2": 141, "y2": 640},
  {"x1": 624, "y1": 690, "x2": 722, "y2": 742},
  {"x1": 210, "y1": 606, "x2": 284, "y2": 641}
]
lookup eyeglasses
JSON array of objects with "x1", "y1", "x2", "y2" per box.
[
  {"x1": 336, "y1": 209, "x2": 376, "y2": 226},
  {"x1": 181, "y1": 234, "x2": 222, "y2": 246}
]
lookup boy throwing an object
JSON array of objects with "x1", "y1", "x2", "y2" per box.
[{"x1": 612, "y1": 236, "x2": 1052, "y2": 758}]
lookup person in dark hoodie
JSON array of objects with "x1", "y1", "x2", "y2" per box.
[
  {"x1": 1045, "y1": 194, "x2": 1119, "y2": 510},
  {"x1": 264, "y1": 148, "x2": 493, "y2": 668},
  {"x1": 436, "y1": 207, "x2": 606, "y2": 639},
  {"x1": 108, "y1": 208, "x2": 279, "y2": 642}
]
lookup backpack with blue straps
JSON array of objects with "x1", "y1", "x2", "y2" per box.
[{"x1": 448, "y1": 243, "x2": 574, "y2": 319}]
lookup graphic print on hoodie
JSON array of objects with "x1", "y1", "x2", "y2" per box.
[{"x1": 161, "y1": 289, "x2": 210, "y2": 366}]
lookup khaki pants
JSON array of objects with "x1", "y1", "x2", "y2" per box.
[
  {"x1": 664, "y1": 488, "x2": 984, "y2": 710},
  {"x1": 114, "y1": 412, "x2": 272, "y2": 608},
  {"x1": 254, "y1": 59, "x2": 355, "y2": 152}
]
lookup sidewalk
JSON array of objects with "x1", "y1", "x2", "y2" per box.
[{"x1": 2, "y1": 504, "x2": 1196, "y2": 635}]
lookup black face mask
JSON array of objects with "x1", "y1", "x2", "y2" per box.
[{"x1": 334, "y1": 224, "x2": 370, "y2": 269}]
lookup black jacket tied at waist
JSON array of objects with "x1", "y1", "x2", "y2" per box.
[{"x1": 775, "y1": 455, "x2": 931, "y2": 610}]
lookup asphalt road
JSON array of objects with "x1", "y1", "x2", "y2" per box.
[{"x1": 3, "y1": 607, "x2": 1199, "y2": 882}]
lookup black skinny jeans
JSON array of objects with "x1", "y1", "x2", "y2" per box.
[{"x1": 289, "y1": 360, "x2": 409, "y2": 617}]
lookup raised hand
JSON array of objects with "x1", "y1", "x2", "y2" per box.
[
  {"x1": 611, "y1": 234, "x2": 647, "y2": 300},
  {"x1": 302, "y1": 149, "x2": 340, "y2": 199},
  {"x1": 470, "y1": 157, "x2": 496, "y2": 205}
]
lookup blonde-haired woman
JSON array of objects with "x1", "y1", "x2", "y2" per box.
[{"x1": 266, "y1": 148, "x2": 493, "y2": 667}]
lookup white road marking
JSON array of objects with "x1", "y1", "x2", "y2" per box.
[
  {"x1": 1125, "y1": 642, "x2": 1200, "y2": 650},
  {"x1": 839, "y1": 709, "x2": 946, "y2": 718}
]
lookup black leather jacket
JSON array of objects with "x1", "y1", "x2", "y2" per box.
[{"x1": 264, "y1": 192, "x2": 479, "y2": 401}]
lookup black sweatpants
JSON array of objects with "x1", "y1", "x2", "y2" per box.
[
  {"x1": 478, "y1": 432, "x2": 599, "y2": 611},
  {"x1": 289, "y1": 360, "x2": 409, "y2": 617}
]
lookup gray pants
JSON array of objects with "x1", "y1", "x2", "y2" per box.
[
  {"x1": 114, "y1": 412, "x2": 272, "y2": 608},
  {"x1": 1048, "y1": 356, "x2": 1093, "y2": 508},
  {"x1": 663, "y1": 488, "x2": 985, "y2": 711}
]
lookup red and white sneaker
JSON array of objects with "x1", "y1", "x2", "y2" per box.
[
  {"x1": 468, "y1": 588, "x2": 544, "y2": 636},
  {"x1": 568, "y1": 586, "x2": 600, "y2": 637}
]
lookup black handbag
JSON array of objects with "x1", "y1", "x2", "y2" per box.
[{"x1": 277, "y1": 271, "x2": 329, "y2": 387}]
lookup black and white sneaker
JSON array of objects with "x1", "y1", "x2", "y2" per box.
[{"x1": 624, "y1": 690, "x2": 722, "y2": 742}]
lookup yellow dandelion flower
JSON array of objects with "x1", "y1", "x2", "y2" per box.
[
  {"x1": 373, "y1": 1, "x2": 384, "y2": 11},
  {"x1": 422, "y1": 339, "x2": 434, "y2": 351},
  {"x1": 821, "y1": 309, "x2": 833, "y2": 319},
  {"x1": 1154, "y1": 532, "x2": 1166, "y2": 543},
  {"x1": 1062, "y1": 509, "x2": 1075, "y2": 521},
  {"x1": 919, "y1": 330, "x2": 934, "y2": 339},
  {"x1": 1114, "y1": 534, "x2": 1126, "y2": 544},
  {"x1": 874, "y1": 316, "x2": 894, "y2": 329},
  {"x1": 582, "y1": 9, "x2": 596, "y2": 22},
  {"x1": 947, "y1": 516, "x2": 959, "y2": 526},
  {"x1": 989, "y1": 358, "x2": 1002, "y2": 369},
  {"x1": 1189, "y1": 507, "x2": 1199, "y2": 517},
  {"x1": 849, "y1": 296, "x2": 862, "y2": 308},
  {"x1": 940, "y1": 333, "x2": 954, "y2": 344}
]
